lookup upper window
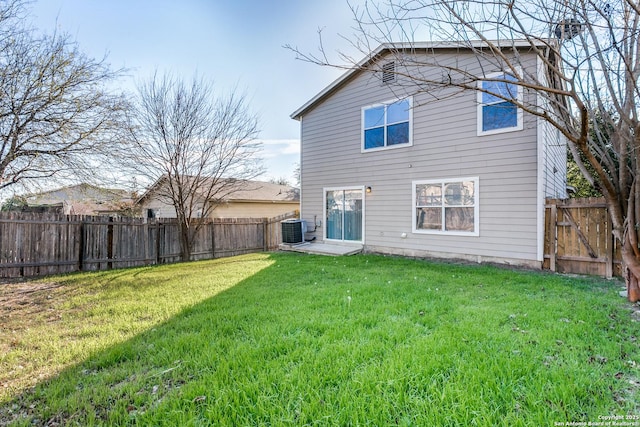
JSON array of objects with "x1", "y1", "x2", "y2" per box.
[
  {"x1": 477, "y1": 72, "x2": 522, "y2": 136},
  {"x1": 413, "y1": 178, "x2": 479, "y2": 236},
  {"x1": 362, "y1": 98, "x2": 412, "y2": 151}
]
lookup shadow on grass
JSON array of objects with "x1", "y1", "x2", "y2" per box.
[
  {"x1": 0, "y1": 252, "x2": 637, "y2": 426},
  {"x1": 0, "y1": 254, "x2": 285, "y2": 425}
]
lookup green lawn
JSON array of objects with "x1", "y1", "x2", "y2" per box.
[{"x1": 0, "y1": 252, "x2": 638, "y2": 426}]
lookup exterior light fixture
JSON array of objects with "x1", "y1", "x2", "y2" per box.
[{"x1": 366, "y1": 186, "x2": 372, "y2": 193}]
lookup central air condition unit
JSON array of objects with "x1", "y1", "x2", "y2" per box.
[{"x1": 281, "y1": 219, "x2": 306, "y2": 244}]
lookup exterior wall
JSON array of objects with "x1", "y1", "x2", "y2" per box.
[
  {"x1": 299, "y1": 50, "x2": 544, "y2": 265},
  {"x1": 210, "y1": 201, "x2": 298, "y2": 218},
  {"x1": 537, "y1": 56, "x2": 568, "y2": 200},
  {"x1": 140, "y1": 198, "x2": 181, "y2": 218},
  {"x1": 540, "y1": 120, "x2": 568, "y2": 199}
]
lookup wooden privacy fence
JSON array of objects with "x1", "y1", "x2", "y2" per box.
[
  {"x1": 0, "y1": 211, "x2": 297, "y2": 278},
  {"x1": 544, "y1": 198, "x2": 621, "y2": 278}
]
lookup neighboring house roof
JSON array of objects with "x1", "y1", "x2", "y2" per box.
[
  {"x1": 138, "y1": 177, "x2": 300, "y2": 205},
  {"x1": 224, "y1": 181, "x2": 300, "y2": 203},
  {"x1": 24, "y1": 183, "x2": 133, "y2": 215},
  {"x1": 290, "y1": 39, "x2": 553, "y2": 120}
]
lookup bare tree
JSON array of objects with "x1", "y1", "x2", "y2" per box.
[
  {"x1": 292, "y1": 162, "x2": 301, "y2": 188},
  {"x1": 129, "y1": 73, "x2": 262, "y2": 261},
  {"x1": 0, "y1": 0, "x2": 130, "y2": 192},
  {"x1": 270, "y1": 176, "x2": 291, "y2": 186},
  {"x1": 289, "y1": 0, "x2": 640, "y2": 300}
]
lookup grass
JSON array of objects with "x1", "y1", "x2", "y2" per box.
[{"x1": 0, "y1": 252, "x2": 638, "y2": 426}]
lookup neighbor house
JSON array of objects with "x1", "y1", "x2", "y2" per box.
[
  {"x1": 291, "y1": 40, "x2": 567, "y2": 268},
  {"x1": 21, "y1": 183, "x2": 135, "y2": 215},
  {"x1": 138, "y1": 178, "x2": 300, "y2": 219}
]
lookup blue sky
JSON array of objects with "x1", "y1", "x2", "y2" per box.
[{"x1": 28, "y1": 0, "x2": 360, "y2": 184}]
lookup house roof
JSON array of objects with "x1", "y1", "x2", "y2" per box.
[
  {"x1": 290, "y1": 39, "x2": 551, "y2": 121},
  {"x1": 228, "y1": 181, "x2": 300, "y2": 203},
  {"x1": 26, "y1": 183, "x2": 129, "y2": 203},
  {"x1": 138, "y1": 177, "x2": 299, "y2": 205},
  {"x1": 24, "y1": 183, "x2": 133, "y2": 214}
]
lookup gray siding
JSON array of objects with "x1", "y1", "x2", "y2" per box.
[
  {"x1": 541, "y1": 115, "x2": 568, "y2": 199},
  {"x1": 537, "y1": 55, "x2": 568, "y2": 200},
  {"x1": 299, "y1": 51, "x2": 544, "y2": 265}
]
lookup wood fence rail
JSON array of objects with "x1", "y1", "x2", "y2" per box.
[
  {"x1": 544, "y1": 198, "x2": 621, "y2": 278},
  {"x1": 0, "y1": 211, "x2": 297, "y2": 278}
]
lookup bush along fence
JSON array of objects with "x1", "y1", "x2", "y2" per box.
[
  {"x1": 0, "y1": 211, "x2": 297, "y2": 278},
  {"x1": 544, "y1": 197, "x2": 621, "y2": 278}
]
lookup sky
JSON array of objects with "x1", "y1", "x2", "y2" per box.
[{"x1": 27, "y1": 0, "x2": 362, "y2": 185}]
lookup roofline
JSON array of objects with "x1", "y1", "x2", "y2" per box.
[
  {"x1": 137, "y1": 176, "x2": 300, "y2": 205},
  {"x1": 135, "y1": 175, "x2": 167, "y2": 205},
  {"x1": 290, "y1": 39, "x2": 552, "y2": 120},
  {"x1": 25, "y1": 182, "x2": 126, "y2": 199}
]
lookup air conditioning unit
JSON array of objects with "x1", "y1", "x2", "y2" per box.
[{"x1": 281, "y1": 219, "x2": 307, "y2": 244}]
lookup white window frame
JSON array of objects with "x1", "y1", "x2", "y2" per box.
[
  {"x1": 361, "y1": 97, "x2": 413, "y2": 153},
  {"x1": 477, "y1": 71, "x2": 523, "y2": 136},
  {"x1": 412, "y1": 177, "x2": 479, "y2": 236}
]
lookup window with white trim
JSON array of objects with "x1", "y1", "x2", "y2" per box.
[
  {"x1": 413, "y1": 178, "x2": 479, "y2": 236},
  {"x1": 362, "y1": 97, "x2": 412, "y2": 151},
  {"x1": 477, "y1": 72, "x2": 522, "y2": 135}
]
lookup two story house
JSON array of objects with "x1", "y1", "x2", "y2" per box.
[{"x1": 291, "y1": 41, "x2": 566, "y2": 268}]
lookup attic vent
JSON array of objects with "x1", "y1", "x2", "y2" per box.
[{"x1": 381, "y1": 61, "x2": 396, "y2": 84}]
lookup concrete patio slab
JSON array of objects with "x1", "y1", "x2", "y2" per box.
[{"x1": 279, "y1": 242, "x2": 363, "y2": 256}]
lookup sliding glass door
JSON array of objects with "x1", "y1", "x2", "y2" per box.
[{"x1": 325, "y1": 188, "x2": 363, "y2": 242}]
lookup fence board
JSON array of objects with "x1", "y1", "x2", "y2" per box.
[
  {"x1": 213, "y1": 218, "x2": 264, "y2": 258},
  {"x1": 0, "y1": 211, "x2": 297, "y2": 279}
]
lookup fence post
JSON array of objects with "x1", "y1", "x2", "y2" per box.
[
  {"x1": 156, "y1": 222, "x2": 162, "y2": 265},
  {"x1": 606, "y1": 205, "x2": 614, "y2": 279},
  {"x1": 263, "y1": 218, "x2": 269, "y2": 251},
  {"x1": 211, "y1": 220, "x2": 216, "y2": 259},
  {"x1": 107, "y1": 216, "x2": 114, "y2": 270},
  {"x1": 143, "y1": 219, "x2": 149, "y2": 266},
  {"x1": 211, "y1": 218, "x2": 216, "y2": 259},
  {"x1": 78, "y1": 219, "x2": 85, "y2": 271},
  {"x1": 550, "y1": 202, "x2": 557, "y2": 272}
]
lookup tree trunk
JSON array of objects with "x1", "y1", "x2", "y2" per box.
[
  {"x1": 622, "y1": 243, "x2": 640, "y2": 303},
  {"x1": 179, "y1": 223, "x2": 192, "y2": 262}
]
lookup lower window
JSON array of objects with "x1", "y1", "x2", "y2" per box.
[{"x1": 413, "y1": 178, "x2": 479, "y2": 236}]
